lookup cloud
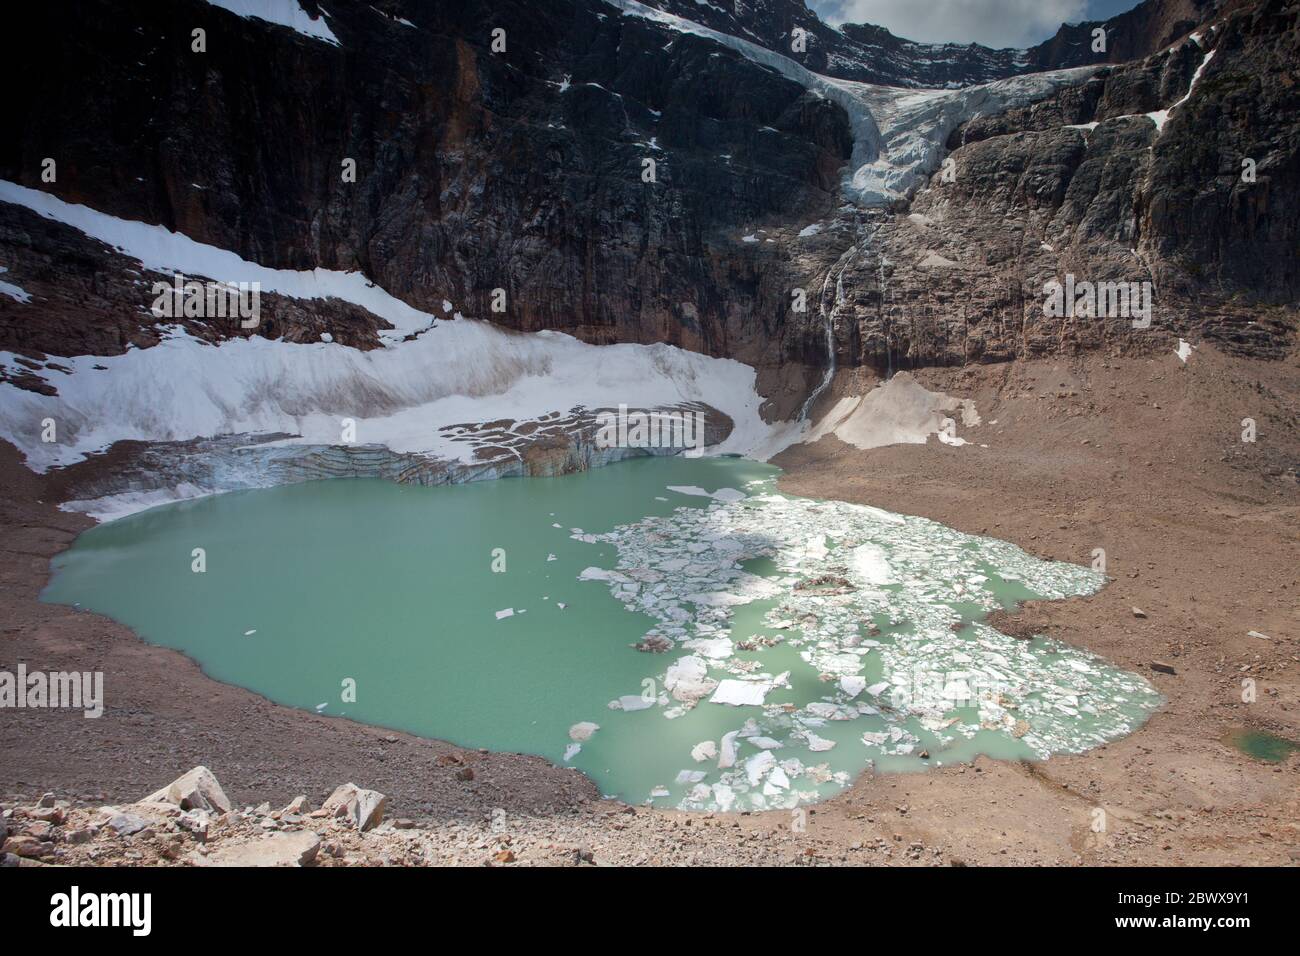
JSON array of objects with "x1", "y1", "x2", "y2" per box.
[{"x1": 813, "y1": 0, "x2": 1091, "y2": 49}]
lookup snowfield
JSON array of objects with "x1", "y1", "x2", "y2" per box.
[{"x1": 0, "y1": 182, "x2": 781, "y2": 483}]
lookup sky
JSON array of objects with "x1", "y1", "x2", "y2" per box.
[{"x1": 808, "y1": 0, "x2": 1145, "y2": 49}]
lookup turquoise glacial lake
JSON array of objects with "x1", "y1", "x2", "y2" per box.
[{"x1": 42, "y1": 457, "x2": 1161, "y2": 811}]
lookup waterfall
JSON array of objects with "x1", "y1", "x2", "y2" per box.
[
  {"x1": 880, "y1": 253, "x2": 892, "y2": 378},
  {"x1": 799, "y1": 246, "x2": 856, "y2": 423}
]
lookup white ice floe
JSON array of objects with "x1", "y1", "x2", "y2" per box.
[
  {"x1": 577, "y1": 475, "x2": 1161, "y2": 812},
  {"x1": 690, "y1": 740, "x2": 717, "y2": 762},
  {"x1": 568, "y1": 721, "x2": 600, "y2": 742},
  {"x1": 495, "y1": 608, "x2": 515, "y2": 620},
  {"x1": 710, "y1": 679, "x2": 772, "y2": 707},
  {"x1": 203, "y1": 0, "x2": 339, "y2": 45},
  {"x1": 613, "y1": 694, "x2": 655, "y2": 712}
]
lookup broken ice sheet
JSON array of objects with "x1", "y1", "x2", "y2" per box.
[{"x1": 574, "y1": 471, "x2": 1161, "y2": 813}]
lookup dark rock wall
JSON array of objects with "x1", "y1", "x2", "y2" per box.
[
  {"x1": 0, "y1": 0, "x2": 850, "y2": 367},
  {"x1": 824, "y1": 0, "x2": 1298, "y2": 372},
  {"x1": 0, "y1": 0, "x2": 1294, "y2": 398}
]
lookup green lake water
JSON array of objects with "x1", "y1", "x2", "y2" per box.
[{"x1": 41, "y1": 457, "x2": 1162, "y2": 811}]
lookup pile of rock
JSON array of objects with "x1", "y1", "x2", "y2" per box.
[{"x1": 1, "y1": 766, "x2": 389, "y2": 868}]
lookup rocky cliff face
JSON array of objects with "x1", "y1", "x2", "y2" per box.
[
  {"x1": 818, "y1": 0, "x2": 1298, "y2": 372},
  {"x1": 0, "y1": 0, "x2": 850, "y2": 374},
  {"x1": 0, "y1": 0, "x2": 1294, "y2": 407}
]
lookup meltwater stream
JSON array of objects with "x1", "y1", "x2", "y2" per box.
[{"x1": 42, "y1": 457, "x2": 1160, "y2": 812}]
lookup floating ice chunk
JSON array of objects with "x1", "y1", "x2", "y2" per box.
[
  {"x1": 667, "y1": 485, "x2": 711, "y2": 498},
  {"x1": 804, "y1": 534, "x2": 829, "y2": 560},
  {"x1": 685, "y1": 636, "x2": 734, "y2": 659},
  {"x1": 568, "y1": 721, "x2": 600, "y2": 742},
  {"x1": 711, "y1": 487, "x2": 745, "y2": 503},
  {"x1": 712, "y1": 783, "x2": 736, "y2": 811},
  {"x1": 806, "y1": 702, "x2": 856, "y2": 720},
  {"x1": 314, "y1": 702, "x2": 327, "y2": 712},
  {"x1": 691, "y1": 740, "x2": 717, "y2": 762},
  {"x1": 711, "y1": 679, "x2": 771, "y2": 706},
  {"x1": 615, "y1": 694, "x2": 655, "y2": 712},
  {"x1": 840, "y1": 676, "x2": 866, "y2": 698},
  {"x1": 243, "y1": 629, "x2": 257, "y2": 636},
  {"x1": 718, "y1": 730, "x2": 739, "y2": 768},
  {"x1": 495, "y1": 608, "x2": 515, "y2": 620},
  {"x1": 850, "y1": 544, "x2": 894, "y2": 585},
  {"x1": 665, "y1": 655, "x2": 716, "y2": 703},
  {"x1": 748, "y1": 736, "x2": 783, "y2": 750},
  {"x1": 745, "y1": 750, "x2": 776, "y2": 786},
  {"x1": 866, "y1": 682, "x2": 890, "y2": 697},
  {"x1": 563, "y1": 743, "x2": 581, "y2": 761},
  {"x1": 579, "y1": 566, "x2": 631, "y2": 583},
  {"x1": 675, "y1": 769, "x2": 707, "y2": 784},
  {"x1": 804, "y1": 733, "x2": 836, "y2": 752},
  {"x1": 768, "y1": 767, "x2": 791, "y2": 790}
]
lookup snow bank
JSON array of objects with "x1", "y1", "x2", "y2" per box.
[
  {"x1": 804, "y1": 372, "x2": 980, "y2": 449},
  {"x1": 0, "y1": 323, "x2": 779, "y2": 473},
  {"x1": 204, "y1": 0, "x2": 339, "y2": 45},
  {"x1": 0, "y1": 186, "x2": 782, "y2": 477},
  {"x1": 0, "y1": 181, "x2": 428, "y2": 340},
  {"x1": 1146, "y1": 48, "x2": 1215, "y2": 133},
  {"x1": 0, "y1": 266, "x2": 31, "y2": 304}
]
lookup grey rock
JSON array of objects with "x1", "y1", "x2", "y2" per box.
[
  {"x1": 107, "y1": 813, "x2": 151, "y2": 837},
  {"x1": 142, "y1": 766, "x2": 233, "y2": 815}
]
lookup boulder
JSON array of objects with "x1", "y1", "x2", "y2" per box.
[
  {"x1": 106, "y1": 812, "x2": 151, "y2": 836},
  {"x1": 199, "y1": 831, "x2": 320, "y2": 867},
  {"x1": 322, "y1": 783, "x2": 387, "y2": 832},
  {"x1": 280, "y1": 795, "x2": 308, "y2": 816},
  {"x1": 1, "y1": 835, "x2": 44, "y2": 858},
  {"x1": 142, "y1": 766, "x2": 232, "y2": 814}
]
